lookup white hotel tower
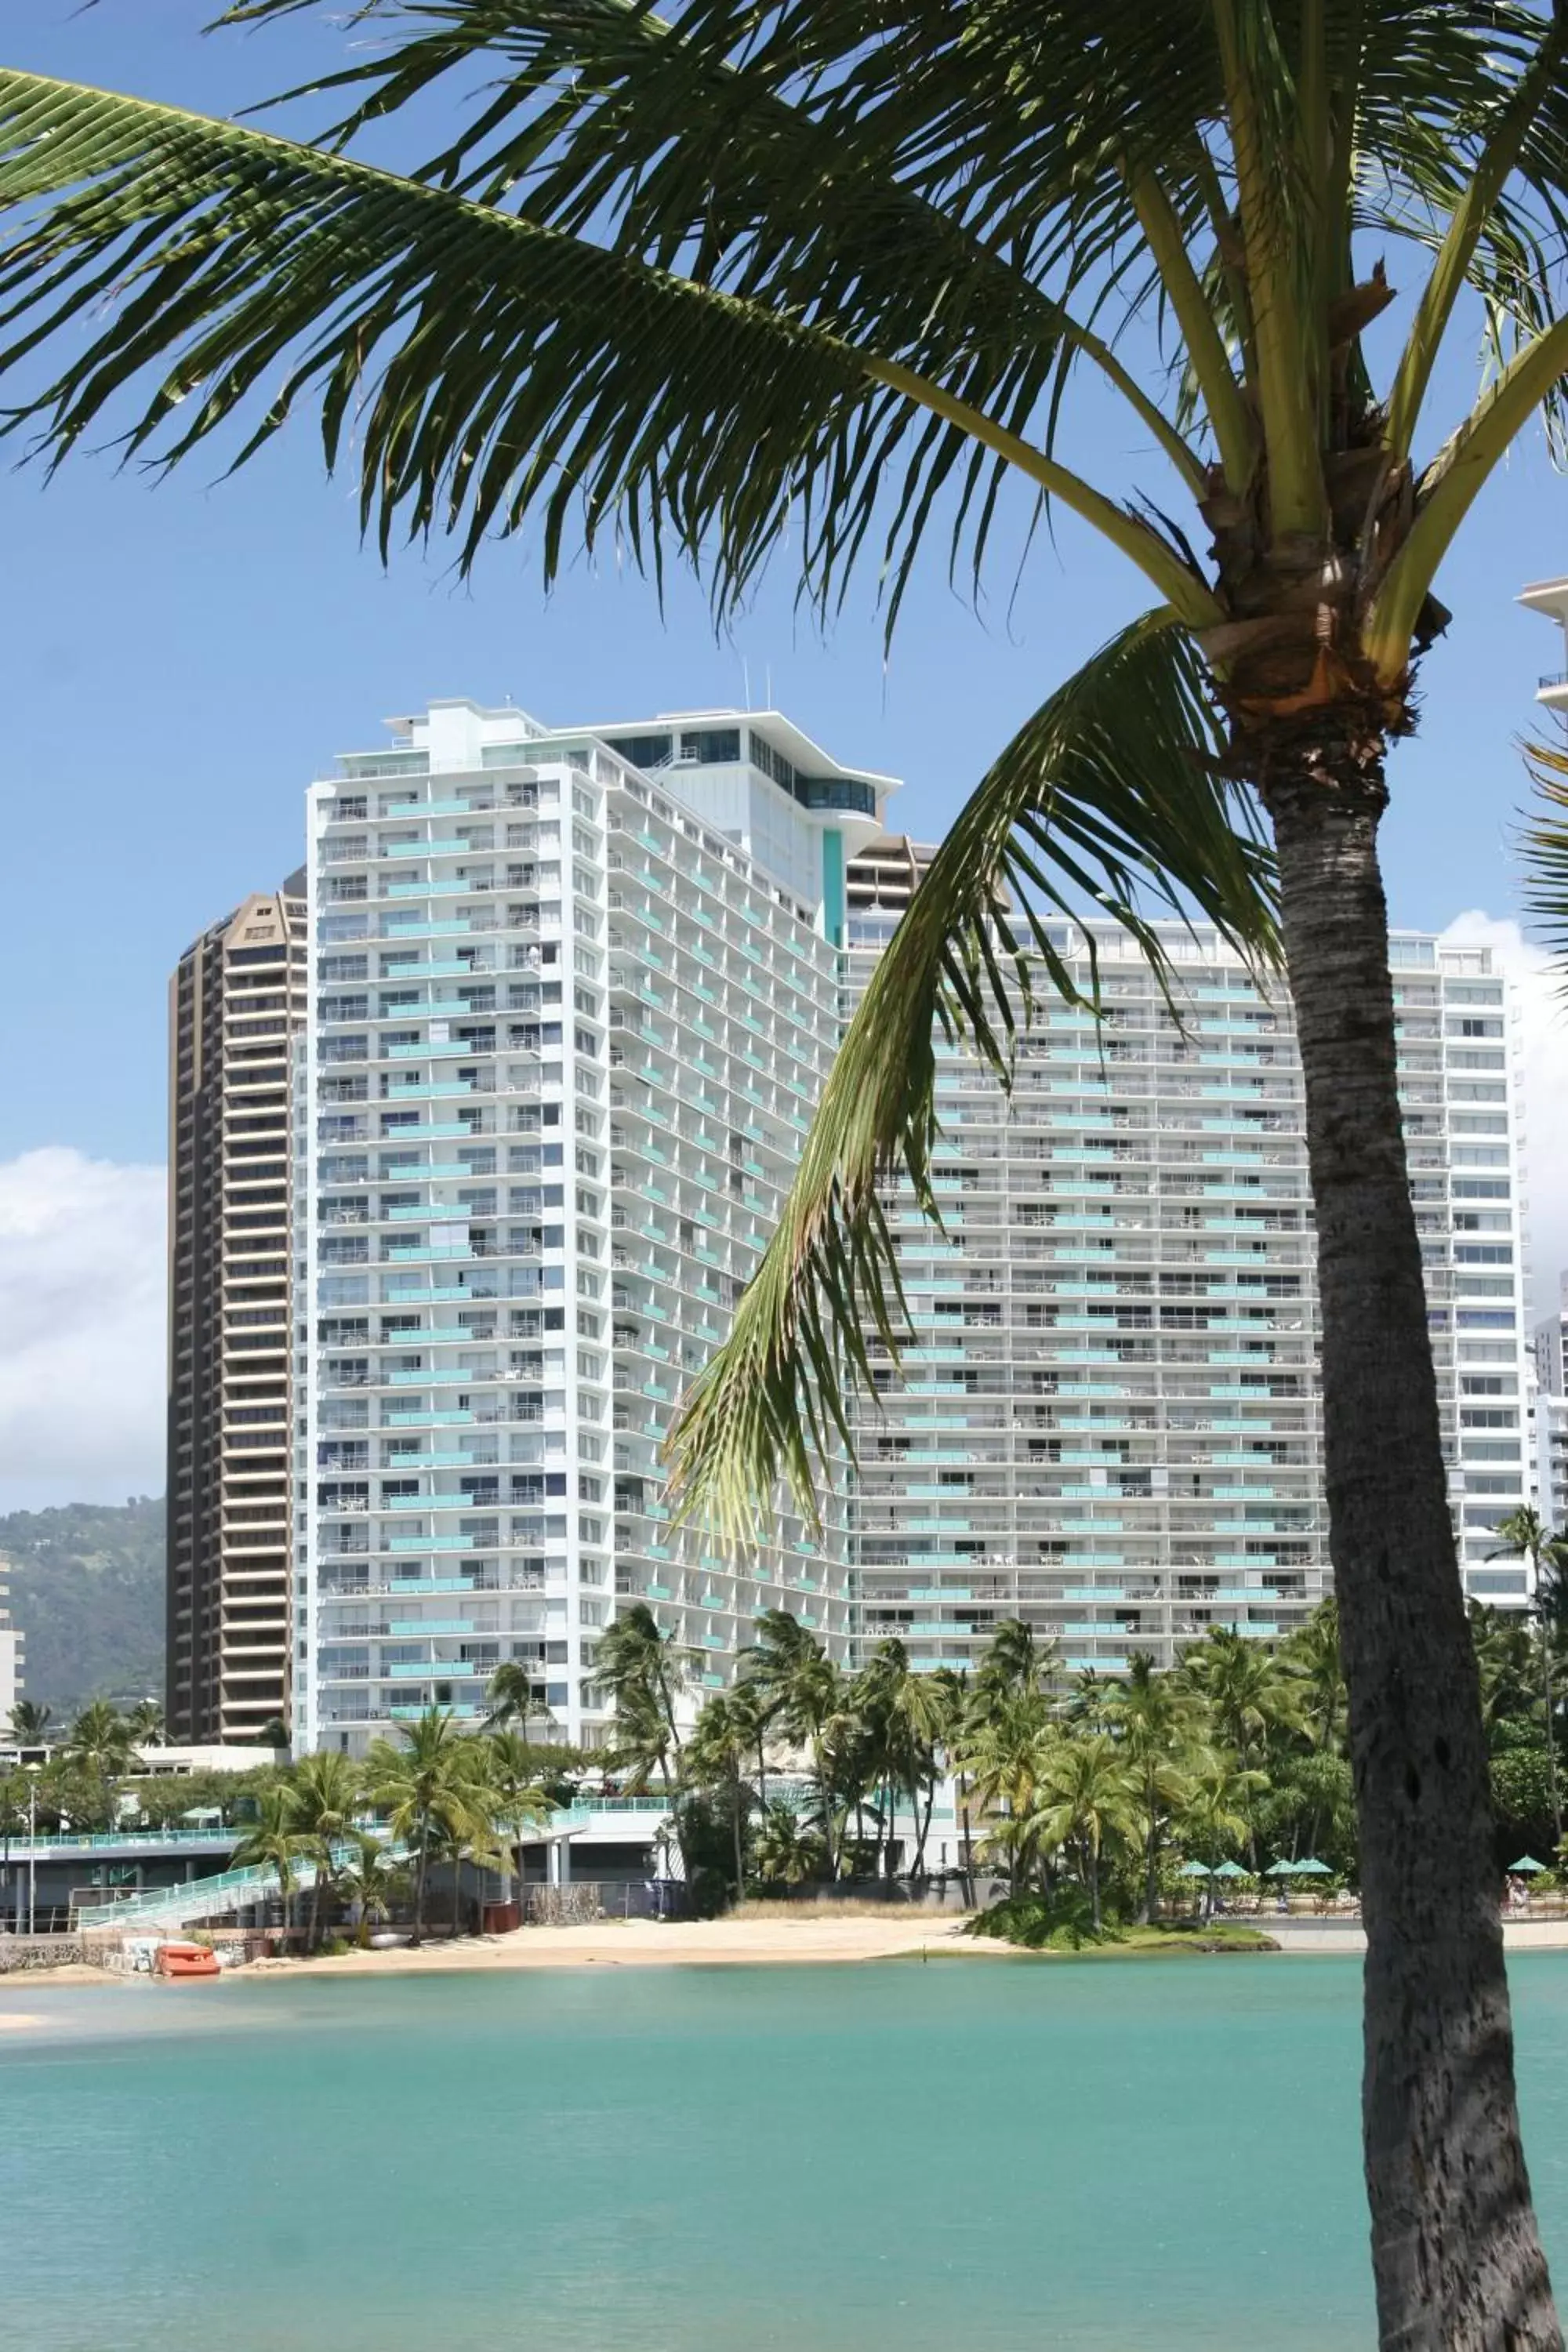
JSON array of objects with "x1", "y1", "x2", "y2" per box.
[
  {"x1": 292, "y1": 696, "x2": 1530, "y2": 1755},
  {"x1": 294, "y1": 699, "x2": 891, "y2": 1755},
  {"x1": 842, "y1": 846, "x2": 1530, "y2": 1670}
]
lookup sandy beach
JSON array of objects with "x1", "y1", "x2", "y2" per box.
[
  {"x1": 8, "y1": 1911, "x2": 1568, "y2": 1994},
  {"x1": 246, "y1": 1909, "x2": 988, "y2": 1975}
]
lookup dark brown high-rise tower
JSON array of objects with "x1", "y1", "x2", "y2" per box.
[{"x1": 165, "y1": 874, "x2": 307, "y2": 1743}]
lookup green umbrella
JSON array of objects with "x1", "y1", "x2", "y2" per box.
[
  {"x1": 1263, "y1": 1860, "x2": 1298, "y2": 1878},
  {"x1": 1293, "y1": 1858, "x2": 1334, "y2": 1876},
  {"x1": 1176, "y1": 1861, "x2": 1213, "y2": 1878},
  {"x1": 1212, "y1": 1860, "x2": 1251, "y2": 1879},
  {"x1": 1509, "y1": 1856, "x2": 1548, "y2": 1874}
]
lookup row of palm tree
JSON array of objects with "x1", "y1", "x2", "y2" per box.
[
  {"x1": 230, "y1": 1719, "x2": 556, "y2": 1951},
  {"x1": 597, "y1": 1598, "x2": 1369, "y2": 1928},
  {"x1": 5, "y1": 1696, "x2": 164, "y2": 1762}
]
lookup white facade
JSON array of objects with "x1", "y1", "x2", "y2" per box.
[
  {"x1": 1533, "y1": 1272, "x2": 1568, "y2": 1534},
  {"x1": 0, "y1": 1560, "x2": 20, "y2": 1727},
  {"x1": 294, "y1": 700, "x2": 892, "y2": 1755},
  {"x1": 1520, "y1": 576, "x2": 1568, "y2": 715},
  {"x1": 844, "y1": 872, "x2": 1533, "y2": 1661}
]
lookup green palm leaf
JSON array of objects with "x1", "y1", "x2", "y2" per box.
[
  {"x1": 0, "y1": 65, "x2": 1203, "y2": 623},
  {"x1": 665, "y1": 611, "x2": 1276, "y2": 1537}
]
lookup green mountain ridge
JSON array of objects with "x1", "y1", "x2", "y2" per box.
[{"x1": 1, "y1": 1498, "x2": 165, "y2": 1719}]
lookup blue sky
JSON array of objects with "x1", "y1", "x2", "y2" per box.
[{"x1": 1, "y1": 0, "x2": 1566, "y2": 1505}]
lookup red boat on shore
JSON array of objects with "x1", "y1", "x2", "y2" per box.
[{"x1": 154, "y1": 1942, "x2": 220, "y2": 1980}]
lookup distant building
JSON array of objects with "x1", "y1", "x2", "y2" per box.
[
  {"x1": 165, "y1": 875, "x2": 307, "y2": 1743},
  {"x1": 1534, "y1": 1274, "x2": 1568, "y2": 1533},
  {"x1": 1534, "y1": 1277, "x2": 1568, "y2": 1402},
  {"x1": 0, "y1": 1559, "x2": 20, "y2": 1726}
]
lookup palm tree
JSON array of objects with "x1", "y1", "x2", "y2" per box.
[
  {"x1": 587, "y1": 1604, "x2": 692, "y2": 1788},
  {"x1": 975, "y1": 1619, "x2": 1056, "y2": 1706},
  {"x1": 683, "y1": 1692, "x2": 759, "y2": 1900},
  {"x1": 483, "y1": 1660, "x2": 554, "y2": 1744},
  {"x1": 1489, "y1": 1508, "x2": 1568, "y2": 1848},
  {"x1": 62, "y1": 1701, "x2": 136, "y2": 1780},
  {"x1": 7, "y1": 1700, "x2": 50, "y2": 1745},
  {"x1": 1178, "y1": 1632, "x2": 1304, "y2": 1865},
  {"x1": 485, "y1": 1730, "x2": 555, "y2": 1923},
  {"x1": 335, "y1": 1831, "x2": 397, "y2": 1951},
  {"x1": 230, "y1": 1783, "x2": 309, "y2": 1944},
  {"x1": 1180, "y1": 1751, "x2": 1270, "y2": 1922},
  {"x1": 750, "y1": 1802, "x2": 823, "y2": 1891},
  {"x1": 1285, "y1": 1599, "x2": 1349, "y2": 1757},
  {"x1": 1028, "y1": 1734, "x2": 1141, "y2": 1935},
  {"x1": 742, "y1": 1614, "x2": 848, "y2": 1877},
  {"x1": 5, "y1": 14, "x2": 1568, "y2": 2326},
  {"x1": 953, "y1": 1691, "x2": 1054, "y2": 1900},
  {"x1": 1471, "y1": 1603, "x2": 1543, "y2": 1743},
  {"x1": 924, "y1": 1667, "x2": 973, "y2": 1897},
  {"x1": 363, "y1": 1708, "x2": 488, "y2": 1947},
  {"x1": 289, "y1": 1749, "x2": 361, "y2": 1951},
  {"x1": 125, "y1": 1699, "x2": 165, "y2": 1751},
  {"x1": 1109, "y1": 1655, "x2": 1202, "y2": 1925},
  {"x1": 858, "y1": 1640, "x2": 950, "y2": 1881}
]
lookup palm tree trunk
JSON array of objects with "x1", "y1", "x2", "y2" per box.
[
  {"x1": 1143, "y1": 1807, "x2": 1159, "y2": 1928},
  {"x1": 412, "y1": 1823, "x2": 430, "y2": 1948},
  {"x1": 1263, "y1": 750, "x2": 1559, "y2": 2348},
  {"x1": 1088, "y1": 1839, "x2": 1102, "y2": 1936},
  {"x1": 914, "y1": 1771, "x2": 935, "y2": 1882},
  {"x1": 731, "y1": 1779, "x2": 745, "y2": 1902}
]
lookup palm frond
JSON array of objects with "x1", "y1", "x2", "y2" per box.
[
  {"x1": 664, "y1": 612, "x2": 1276, "y2": 1539},
  {"x1": 0, "y1": 67, "x2": 1207, "y2": 624}
]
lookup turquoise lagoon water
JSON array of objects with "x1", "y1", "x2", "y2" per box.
[{"x1": 7, "y1": 1955, "x2": 1568, "y2": 2350}]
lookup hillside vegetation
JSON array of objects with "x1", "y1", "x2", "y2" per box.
[{"x1": 0, "y1": 1497, "x2": 163, "y2": 1716}]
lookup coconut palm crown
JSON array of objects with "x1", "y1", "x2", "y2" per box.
[{"x1": 2, "y1": 6, "x2": 1568, "y2": 2341}]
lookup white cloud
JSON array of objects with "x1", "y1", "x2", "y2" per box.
[
  {"x1": 1439, "y1": 911, "x2": 1568, "y2": 1325},
  {"x1": 0, "y1": 1149, "x2": 166, "y2": 1514}
]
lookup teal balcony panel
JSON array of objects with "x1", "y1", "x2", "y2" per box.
[{"x1": 383, "y1": 1577, "x2": 485, "y2": 1595}]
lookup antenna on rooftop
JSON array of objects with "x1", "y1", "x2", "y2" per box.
[{"x1": 742, "y1": 658, "x2": 751, "y2": 709}]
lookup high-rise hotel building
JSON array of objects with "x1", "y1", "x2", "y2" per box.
[
  {"x1": 293, "y1": 701, "x2": 891, "y2": 1754},
  {"x1": 274, "y1": 695, "x2": 1528, "y2": 1753},
  {"x1": 166, "y1": 875, "x2": 308, "y2": 1741},
  {"x1": 842, "y1": 855, "x2": 1530, "y2": 1666}
]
